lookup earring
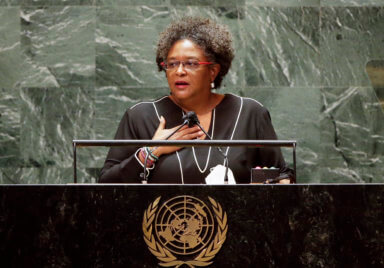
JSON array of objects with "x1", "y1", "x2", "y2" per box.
[{"x1": 211, "y1": 82, "x2": 215, "y2": 89}]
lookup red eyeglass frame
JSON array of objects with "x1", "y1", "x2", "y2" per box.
[{"x1": 160, "y1": 61, "x2": 214, "y2": 69}]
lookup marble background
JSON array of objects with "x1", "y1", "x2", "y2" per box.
[{"x1": 0, "y1": 0, "x2": 383, "y2": 183}]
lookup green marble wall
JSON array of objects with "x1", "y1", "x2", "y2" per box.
[{"x1": 0, "y1": 0, "x2": 383, "y2": 183}]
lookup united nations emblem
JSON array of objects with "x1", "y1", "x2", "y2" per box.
[{"x1": 142, "y1": 195, "x2": 228, "y2": 267}]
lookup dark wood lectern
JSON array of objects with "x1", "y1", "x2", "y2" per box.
[{"x1": 1, "y1": 184, "x2": 384, "y2": 267}]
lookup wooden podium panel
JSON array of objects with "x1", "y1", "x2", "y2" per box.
[{"x1": 1, "y1": 184, "x2": 384, "y2": 267}]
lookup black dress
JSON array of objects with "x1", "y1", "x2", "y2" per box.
[{"x1": 99, "y1": 94, "x2": 291, "y2": 184}]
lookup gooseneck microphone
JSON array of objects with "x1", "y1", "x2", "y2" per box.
[
  {"x1": 184, "y1": 111, "x2": 230, "y2": 184},
  {"x1": 182, "y1": 111, "x2": 199, "y2": 127}
]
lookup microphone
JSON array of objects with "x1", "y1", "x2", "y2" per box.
[
  {"x1": 184, "y1": 111, "x2": 230, "y2": 184},
  {"x1": 182, "y1": 111, "x2": 199, "y2": 127}
]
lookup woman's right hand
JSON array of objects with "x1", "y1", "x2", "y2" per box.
[{"x1": 151, "y1": 116, "x2": 204, "y2": 157}]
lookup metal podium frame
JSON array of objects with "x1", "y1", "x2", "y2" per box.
[{"x1": 72, "y1": 139, "x2": 297, "y2": 183}]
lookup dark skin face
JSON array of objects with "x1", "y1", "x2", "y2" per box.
[{"x1": 165, "y1": 39, "x2": 220, "y2": 109}]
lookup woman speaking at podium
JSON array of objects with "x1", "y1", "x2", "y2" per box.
[{"x1": 99, "y1": 17, "x2": 292, "y2": 184}]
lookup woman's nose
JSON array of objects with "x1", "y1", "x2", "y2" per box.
[{"x1": 175, "y1": 62, "x2": 187, "y2": 75}]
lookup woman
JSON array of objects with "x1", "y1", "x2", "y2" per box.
[{"x1": 99, "y1": 17, "x2": 292, "y2": 184}]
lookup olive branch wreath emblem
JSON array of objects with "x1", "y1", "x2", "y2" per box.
[{"x1": 142, "y1": 196, "x2": 228, "y2": 268}]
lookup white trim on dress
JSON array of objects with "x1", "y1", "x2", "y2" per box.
[{"x1": 223, "y1": 94, "x2": 244, "y2": 164}]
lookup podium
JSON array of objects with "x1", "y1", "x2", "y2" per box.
[{"x1": 1, "y1": 184, "x2": 384, "y2": 267}]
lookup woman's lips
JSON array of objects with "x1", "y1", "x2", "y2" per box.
[{"x1": 175, "y1": 81, "x2": 189, "y2": 88}]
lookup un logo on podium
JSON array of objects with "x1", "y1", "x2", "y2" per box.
[{"x1": 143, "y1": 195, "x2": 228, "y2": 267}]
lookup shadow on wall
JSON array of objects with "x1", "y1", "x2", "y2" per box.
[{"x1": 366, "y1": 60, "x2": 384, "y2": 110}]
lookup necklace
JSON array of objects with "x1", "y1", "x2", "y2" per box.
[{"x1": 191, "y1": 109, "x2": 215, "y2": 173}]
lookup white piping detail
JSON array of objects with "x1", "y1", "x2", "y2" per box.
[
  {"x1": 175, "y1": 151, "x2": 184, "y2": 184},
  {"x1": 154, "y1": 96, "x2": 169, "y2": 103},
  {"x1": 192, "y1": 109, "x2": 215, "y2": 174},
  {"x1": 130, "y1": 101, "x2": 151, "y2": 110},
  {"x1": 130, "y1": 96, "x2": 168, "y2": 111},
  {"x1": 223, "y1": 95, "x2": 243, "y2": 163},
  {"x1": 152, "y1": 96, "x2": 169, "y2": 120},
  {"x1": 242, "y1": 96, "x2": 264, "y2": 107},
  {"x1": 152, "y1": 102, "x2": 161, "y2": 120}
]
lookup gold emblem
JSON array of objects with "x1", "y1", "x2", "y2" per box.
[{"x1": 143, "y1": 195, "x2": 228, "y2": 267}]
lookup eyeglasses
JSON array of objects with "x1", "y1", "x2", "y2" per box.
[{"x1": 161, "y1": 60, "x2": 214, "y2": 71}]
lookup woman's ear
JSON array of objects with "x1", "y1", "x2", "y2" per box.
[{"x1": 210, "y1": 64, "x2": 221, "y2": 81}]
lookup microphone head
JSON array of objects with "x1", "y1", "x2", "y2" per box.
[{"x1": 182, "y1": 111, "x2": 200, "y2": 127}]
